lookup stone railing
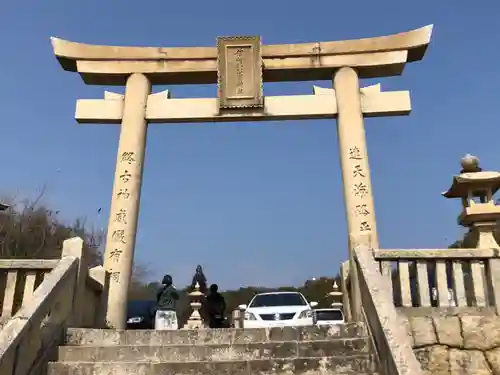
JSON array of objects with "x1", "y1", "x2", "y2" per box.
[
  {"x1": 373, "y1": 249, "x2": 500, "y2": 314},
  {"x1": 0, "y1": 259, "x2": 59, "y2": 323},
  {"x1": 344, "y1": 246, "x2": 500, "y2": 375},
  {"x1": 0, "y1": 237, "x2": 106, "y2": 375},
  {"x1": 354, "y1": 246, "x2": 425, "y2": 375}
]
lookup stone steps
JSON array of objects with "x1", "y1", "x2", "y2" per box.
[
  {"x1": 58, "y1": 338, "x2": 368, "y2": 362},
  {"x1": 49, "y1": 324, "x2": 376, "y2": 375},
  {"x1": 64, "y1": 323, "x2": 366, "y2": 346},
  {"x1": 48, "y1": 356, "x2": 375, "y2": 375}
]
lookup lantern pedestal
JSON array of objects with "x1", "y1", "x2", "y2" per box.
[{"x1": 184, "y1": 282, "x2": 204, "y2": 330}]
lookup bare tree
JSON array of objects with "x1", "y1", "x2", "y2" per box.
[
  {"x1": 128, "y1": 264, "x2": 157, "y2": 300},
  {"x1": 0, "y1": 191, "x2": 161, "y2": 299},
  {"x1": 0, "y1": 191, "x2": 102, "y2": 264}
]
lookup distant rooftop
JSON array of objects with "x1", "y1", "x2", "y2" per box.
[{"x1": 0, "y1": 203, "x2": 9, "y2": 211}]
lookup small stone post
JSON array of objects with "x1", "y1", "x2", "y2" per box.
[
  {"x1": 184, "y1": 282, "x2": 204, "y2": 329},
  {"x1": 340, "y1": 261, "x2": 351, "y2": 321},
  {"x1": 327, "y1": 281, "x2": 344, "y2": 308},
  {"x1": 232, "y1": 309, "x2": 243, "y2": 328}
]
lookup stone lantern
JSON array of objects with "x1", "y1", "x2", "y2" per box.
[
  {"x1": 183, "y1": 282, "x2": 204, "y2": 329},
  {"x1": 327, "y1": 281, "x2": 343, "y2": 308},
  {"x1": 442, "y1": 154, "x2": 500, "y2": 248}
]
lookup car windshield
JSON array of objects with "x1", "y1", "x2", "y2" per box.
[
  {"x1": 249, "y1": 293, "x2": 307, "y2": 307},
  {"x1": 316, "y1": 310, "x2": 344, "y2": 321}
]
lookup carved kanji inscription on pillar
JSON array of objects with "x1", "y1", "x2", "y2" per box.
[
  {"x1": 217, "y1": 36, "x2": 263, "y2": 110},
  {"x1": 347, "y1": 145, "x2": 373, "y2": 233},
  {"x1": 354, "y1": 204, "x2": 370, "y2": 217},
  {"x1": 120, "y1": 152, "x2": 136, "y2": 165},
  {"x1": 109, "y1": 248, "x2": 122, "y2": 262}
]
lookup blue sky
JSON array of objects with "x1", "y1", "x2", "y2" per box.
[{"x1": 1, "y1": 1, "x2": 499, "y2": 289}]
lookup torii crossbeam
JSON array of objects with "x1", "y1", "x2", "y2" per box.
[
  {"x1": 51, "y1": 25, "x2": 433, "y2": 328},
  {"x1": 75, "y1": 83, "x2": 410, "y2": 124}
]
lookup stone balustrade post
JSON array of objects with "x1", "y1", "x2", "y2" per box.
[
  {"x1": 61, "y1": 237, "x2": 85, "y2": 327},
  {"x1": 89, "y1": 266, "x2": 108, "y2": 328}
]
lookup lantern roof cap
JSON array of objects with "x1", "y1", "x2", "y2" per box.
[{"x1": 442, "y1": 155, "x2": 500, "y2": 198}]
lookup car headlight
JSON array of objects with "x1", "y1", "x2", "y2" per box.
[
  {"x1": 244, "y1": 312, "x2": 257, "y2": 320},
  {"x1": 127, "y1": 316, "x2": 144, "y2": 324},
  {"x1": 297, "y1": 310, "x2": 313, "y2": 319}
]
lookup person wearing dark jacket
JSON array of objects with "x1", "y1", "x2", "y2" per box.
[
  {"x1": 155, "y1": 274, "x2": 179, "y2": 330},
  {"x1": 205, "y1": 284, "x2": 226, "y2": 328}
]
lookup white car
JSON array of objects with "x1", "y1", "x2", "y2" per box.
[
  {"x1": 238, "y1": 291, "x2": 318, "y2": 328},
  {"x1": 314, "y1": 308, "x2": 345, "y2": 326}
]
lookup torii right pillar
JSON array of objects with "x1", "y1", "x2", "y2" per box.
[
  {"x1": 334, "y1": 67, "x2": 380, "y2": 321},
  {"x1": 334, "y1": 67, "x2": 379, "y2": 320}
]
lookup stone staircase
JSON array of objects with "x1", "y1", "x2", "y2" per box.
[{"x1": 48, "y1": 323, "x2": 377, "y2": 375}]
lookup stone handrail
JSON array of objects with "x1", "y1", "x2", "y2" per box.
[
  {"x1": 354, "y1": 246, "x2": 424, "y2": 375},
  {"x1": 0, "y1": 256, "x2": 78, "y2": 374},
  {"x1": 0, "y1": 237, "x2": 106, "y2": 375},
  {"x1": 373, "y1": 249, "x2": 500, "y2": 312}
]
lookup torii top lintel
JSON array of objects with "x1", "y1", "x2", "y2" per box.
[{"x1": 51, "y1": 25, "x2": 433, "y2": 86}]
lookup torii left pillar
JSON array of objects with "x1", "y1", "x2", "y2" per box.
[{"x1": 103, "y1": 73, "x2": 151, "y2": 329}]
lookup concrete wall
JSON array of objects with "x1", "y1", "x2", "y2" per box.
[{"x1": 408, "y1": 312, "x2": 500, "y2": 375}]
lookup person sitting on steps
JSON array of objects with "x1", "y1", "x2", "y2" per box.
[{"x1": 155, "y1": 274, "x2": 179, "y2": 330}]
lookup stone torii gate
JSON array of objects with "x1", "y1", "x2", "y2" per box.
[{"x1": 51, "y1": 25, "x2": 433, "y2": 328}]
